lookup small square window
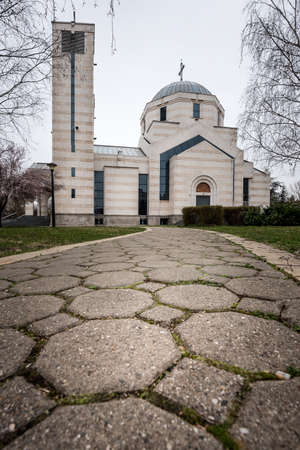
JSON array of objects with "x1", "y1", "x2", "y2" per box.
[
  {"x1": 71, "y1": 188, "x2": 76, "y2": 198},
  {"x1": 193, "y1": 103, "x2": 200, "y2": 119},
  {"x1": 160, "y1": 106, "x2": 167, "y2": 121},
  {"x1": 71, "y1": 167, "x2": 76, "y2": 177},
  {"x1": 160, "y1": 218, "x2": 168, "y2": 225}
]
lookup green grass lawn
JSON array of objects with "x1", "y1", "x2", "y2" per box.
[
  {"x1": 193, "y1": 226, "x2": 300, "y2": 254},
  {"x1": 0, "y1": 227, "x2": 145, "y2": 258}
]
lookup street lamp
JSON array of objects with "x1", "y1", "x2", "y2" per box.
[{"x1": 47, "y1": 162, "x2": 57, "y2": 227}]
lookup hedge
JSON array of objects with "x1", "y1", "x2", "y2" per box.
[
  {"x1": 182, "y1": 203, "x2": 300, "y2": 226},
  {"x1": 182, "y1": 206, "x2": 224, "y2": 226}
]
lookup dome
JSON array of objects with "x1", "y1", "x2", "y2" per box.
[{"x1": 152, "y1": 80, "x2": 212, "y2": 101}]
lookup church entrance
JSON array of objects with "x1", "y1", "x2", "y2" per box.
[
  {"x1": 196, "y1": 182, "x2": 211, "y2": 206},
  {"x1": 196, "y1": 195, "x2": 210, "y2": 206}
]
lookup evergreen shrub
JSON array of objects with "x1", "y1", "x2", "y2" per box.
[{"x1": 182, "y1": 206, "x2": 224, "y2": 226}]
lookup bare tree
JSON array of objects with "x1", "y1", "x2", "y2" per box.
[
  {"x1": 239, "y1": 0, "x2": 300, "y2": 168},
  {"x1": 0, "y1": 144, "x2": 51, "y2": 227},
  {"x1": 0, "y1": 0, "x2": 120, "y2": 143},
  {"x1": 290, "y1": 179, "x2": 300, "y2": 200}
]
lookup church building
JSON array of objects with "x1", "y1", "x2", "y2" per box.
[{"x1": 46, "y1": 20, "x2": 270, "y2": 226}]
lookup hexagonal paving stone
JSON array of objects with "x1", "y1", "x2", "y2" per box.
[
  {"x1": 60, "y1": 286, "x2": 91, "y2": 298},
  {"x1": 158, "y1": 285, "x2": 238, "y2": 310},
  {"x1": 0, "y1": 291, "x2": 11, "y2": 300},
  {"x1": 11, "y1": 276, "x2": 80, "y2": 295},
  {"x1": 181, "y1": 257, "x2": 225, "y2": 266},
  {"x1": 30, "y1": 313, "x2": 81, "y2": 337},
  {"x1": 281, "y1": 299, "x2": 300, "y2": 327},
  {"x1": 237, "y1": 298, "x2": 282, "y2": 315},
  {"x1": 0, "y1": 280, "x2": 10, "y2": 290},
  {"x1": 35, "y1": 319, "x2": 181, "y2": 394},
  {"x1": 226, "y1": 277, "x2": 300, "y2": 300},
  {"x1": 137, "y1": 282, "x2": 166, "y2": 292},
  {"x1": 0, "y1": 377, "x2": 55, "y2": 440},
  {"x1": 84, "y1": 270, "x2": 144, "y2": 288},
  {"x1": 69, "y1": 289, "x2": 153, "y2": 319},
  {"x1": 88, "y1": 262, "x2": 134, "y2": 272},
  {"x1": 139, "y1": 260, "x2": 180, "y2": 269},
  {"x1": 231, "y1": 378, "x2": 300, "y2": 449},
  {"x1": 35, "y1": 265, "x2": 83, "y2": 277},
  {"x1": 0, "y1": 296, "x2": 65, "y2": 328},
  {"x1": 202, "y1": 265, "x2": 257, "y2": 278},
  {"x1": 0, "y1": 268, "x2": 36, "y2": 283},
  {"x1": 176, "y1": 312, "x2": 300, "y2": 372},
  {"x1": 259, "y1": 270, "x2": 285, "y2": 279},
  {"x1": 149, "y1": 266, "x2": 202, "y2": 283},
  {"x1": 155, "y1": 359, "x2": 243, "y2": 423},
  {"x1": 140, "y1": 306, "x2": 184, "y2": 325},
  {"x1": 7, "y1": 398, "x2": 221, "y2": 450},
  {"x1": 0, "y1": 329, "x2": 34, "y2": 380}
]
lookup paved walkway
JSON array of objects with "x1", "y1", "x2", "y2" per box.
[{"x1": 0, "y1": 228, "x2": 300, "y2": 449}]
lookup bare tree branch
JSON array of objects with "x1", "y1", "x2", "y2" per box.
[{"x1": 239, "y1": 0, "x2": 300, "y2": 168}]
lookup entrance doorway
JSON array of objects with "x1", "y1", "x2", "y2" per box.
[
  {"x1": 196, "y1": 182, "x2": 211, "y2": 206},
  {"x1": 196, "y1": 195, "x2": 210, "y2": 206}
]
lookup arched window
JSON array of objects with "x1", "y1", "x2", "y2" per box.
[{"x1": 196, "y1": 182, "x2": 210, "y2": 193}]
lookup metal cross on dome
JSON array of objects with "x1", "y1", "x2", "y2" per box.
[{"x1": 178, "y1": 60, "x2": 185, "y2": 81}]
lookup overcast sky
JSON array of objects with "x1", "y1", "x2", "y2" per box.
[{"x1": 27, "y1": 0, "x2": 298, "y2": 187}]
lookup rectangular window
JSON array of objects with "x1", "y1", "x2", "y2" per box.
[
  {"x1": 71, "y1": 188, "x2": 76, "y2": 199},
  {"x1": 217, "y1": 110, "x2": 222, "y2": 126},
  {"x1": 160, "y1": 106, "x2": 167, "y2": 122},
  {"x1": 193, "y1": 103, "x2": 200, "y2": 119},
  {"x1": 94, "y1": 171, "x2": 104, "y2": 214},
  {"x1": 139, "y1": 174, "x2": 148, "y2": 216},
  {"x1": 243, "y1": 178, "x2": 249, "y2": 205},
  {"x1": 61, "y1": 31, "x2": 85, "y2": 54},
  {"x1": 71, "y1": 167, "x2": 76, "y2": 177}
]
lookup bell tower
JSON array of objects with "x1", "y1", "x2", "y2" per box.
[{"x1": 52, "y1": 20, "x2": 95, "y2": 225}]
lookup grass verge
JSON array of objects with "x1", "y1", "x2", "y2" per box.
[
  {"x1": 188, "y1": 225, "x2": 300, "y2": 254},
  {"x1": 0, "y1": 226, "x2": 145, "y2": 258}
]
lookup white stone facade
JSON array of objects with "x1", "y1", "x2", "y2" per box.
[{"x1": 49, "y1": 20, "x2": 270, "y2": 226}]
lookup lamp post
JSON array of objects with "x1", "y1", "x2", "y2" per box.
[{"x1": 47, "y1": 162, "x2": 57, "y2": 227}]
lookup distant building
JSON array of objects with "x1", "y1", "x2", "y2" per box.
[{"x1": 30, "y1": 20, "x2": 270, "y2": 225}]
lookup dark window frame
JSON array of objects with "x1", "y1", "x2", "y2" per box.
[
  {"x1": 94, "y1": 171, "x2": 104, "y2": 215},
  {"x1": 139, "y1": 174, "x2": 148, "y2": 216},
  {"x1": 160, "y1": 106, "x2": 167, "y2": 122},
  {"x1": 193, "y1": 103, "x2": 200, "y2": 119},
  {"x1": 71, "y1": 167, "x2": 76, "y2": 177},
  {"x1": 243, "y1": 178, "x2": 249, "y2": 205},
  {"x1": 71, "y1": 188, "x2": 76, "y2": 199}
]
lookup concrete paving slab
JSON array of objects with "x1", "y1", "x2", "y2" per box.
[
  {"x1": 59, "y1": 286, "x2": 91, "y2": 298},
  {"x1": 88, "y1": 262, "x2": 134, "y2": 272},
  {"x1": 176, "y1": 312, "x2": 300, "y2": 372},
  {"x1": 0, "y1": 280, "x2": 10, "y2": 290},
  {"x1": 0, "y1": 295, "x2": 64, "y2": 328},
  {"x1": 231, "y1": 378, "x2": 300, "y2": 450},
  {"x1": 30, "y1": 313, "x2": 81, "y2": 337},
  {"x1": 140, "y1": 306, "x2": 184, "y2": 325},
  {"x1": 158, "y1": 285, "x2": 238, "y2": 310},
  {"x1": 0, "y1": 329, "x2": 34, "y2": 380},
  {"x1": 11, "y1": 276, "x2": 80, "y2": 295},
  {"x1": 226, "y1": 276, "x2": 300, "y2": 300},
  {"x1": 69, "y1": 289, "x2": 153, "y2": 319},
  {"x1": 237, "y1": 298, "x2": 282, "y2": 315},
  {"x1": 155, "y1": 358, "x2": 243, "y2": 423},
  {"x1": 149, "y1": 266, "x2": 202, "y2": 283},
  {"x1": 6, "y1": 398, "x2": 221, "y2": 450},
  {"x1": 35, "y1": 319, "x2": 180, "y2": 394},
  {"x1": 35, "y1": 265, "x2": 84, "y2": 277},
  {"x1": 202, "y1": 265, "x2": 258, "y2": 278},
  {"x1": 84, "y1": 270, "x2": 144, "y2": 288},
  {"x1": 281, "y1": 299, "x2": 300, "y2": 327},
  {"x1": 0, "y1": 377, "x2": 55, "y2": 440},
  {"x1": 137, "y1": 282, "x2": 166, "y2": 292}
]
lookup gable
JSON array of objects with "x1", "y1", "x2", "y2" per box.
[{"x1": 160, "y1": 135, "x2": 234, "y2": 200}]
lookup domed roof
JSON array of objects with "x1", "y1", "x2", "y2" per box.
[{"x1": 152, "y1": 80, "x2": 212, "y2": 101}]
